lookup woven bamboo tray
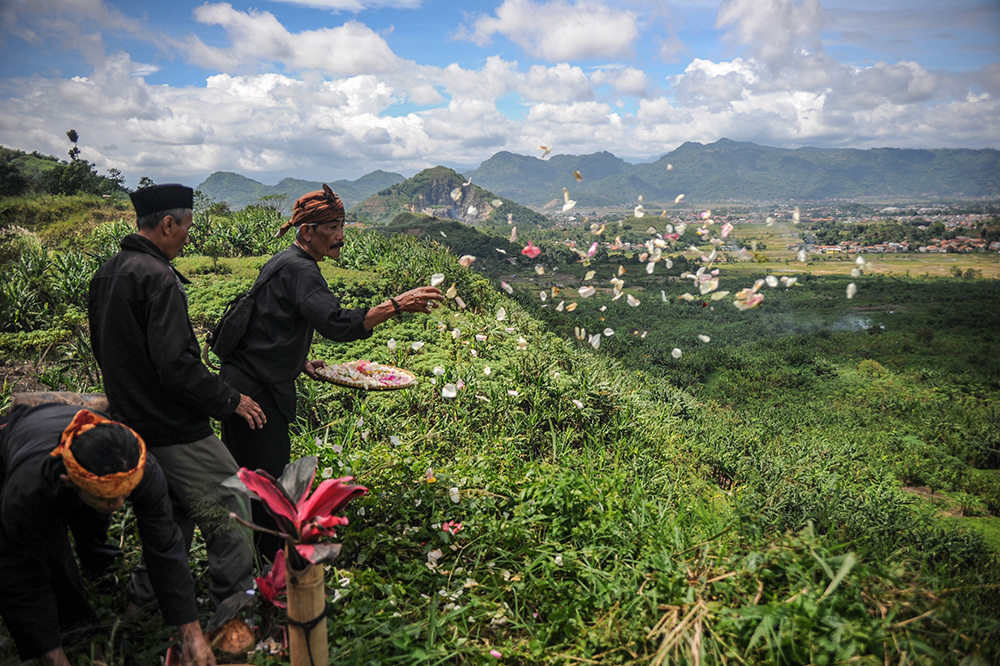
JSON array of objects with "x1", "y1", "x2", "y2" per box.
[{"x1": 315, "y1": 362, "x2": 417, "y2": 391}]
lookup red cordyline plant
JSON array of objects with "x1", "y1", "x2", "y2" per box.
[
  {"x1": 234, "y1": 455, "x2": 367, "y2": 571},
  {"x1": 255, "y1": 548, "x2": 287, "y2": 609}
]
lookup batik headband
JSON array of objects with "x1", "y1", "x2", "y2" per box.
[
  {"x1": 50, "y1": 409, "x2": 147, "y2": 498},
  {"x1": 275, "y1": 184, "x2": 345, "y2": 238}
]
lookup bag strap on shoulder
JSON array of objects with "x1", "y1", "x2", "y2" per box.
[{"x1": 247, "y1": 249, "x2": 297, "y2": 297}]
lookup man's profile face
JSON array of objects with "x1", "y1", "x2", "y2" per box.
[
  {"x1": 307, "y1": 217, "x2": 346, "y2": 260},
  {"x1": 163, "y1": 211, "x2": 194, "y2": 260}
]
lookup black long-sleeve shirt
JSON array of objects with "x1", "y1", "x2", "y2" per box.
[
  {"x1": 89, "y1": 234, "x2": 240, "y2": 446},
  {"x1": 0, "y1": 403, "x2": 198, "y2": 659},
  {"x1": 220, "y1": 244, "x2": 371, "y2": 421}
]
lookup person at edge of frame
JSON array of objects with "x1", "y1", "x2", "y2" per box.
[{"x1": 0, "y1": 404, "x2": 216, "y2": 666}]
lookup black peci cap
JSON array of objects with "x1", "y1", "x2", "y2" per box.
[{"x1": 130, "y1": 184, "x2": 194, "y2": 218}]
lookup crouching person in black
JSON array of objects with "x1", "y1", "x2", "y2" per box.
[{"x1": 0, "y1": 404, "x2": 216, "y2": 666}]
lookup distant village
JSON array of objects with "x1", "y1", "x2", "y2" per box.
[
  {"x1": 789, "y1": 211, "x2": 1000, "y2": 255},
  {"x1": 550, "y1": 205, "x2": 1000, "y2": 256}
]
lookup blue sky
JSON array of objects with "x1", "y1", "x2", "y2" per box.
[{"x1": 1, "y1": 0, "x2": 997, "y2": 187}]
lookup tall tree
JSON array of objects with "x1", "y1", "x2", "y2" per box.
[{"x1": 66, "y1": 129, "x2": 80, "y2": 161}]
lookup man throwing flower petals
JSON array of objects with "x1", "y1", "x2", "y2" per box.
[{"x1": 220, "y1": 184, "x2": 443, "y2": 559}]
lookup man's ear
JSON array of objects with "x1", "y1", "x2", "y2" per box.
[{"x1": 160, "y1": 214, "x2": 176, "y2": 234}]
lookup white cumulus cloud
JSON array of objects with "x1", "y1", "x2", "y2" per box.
[
  {"x1": 462, "y1": 0, "x2": 639, "y2": 61},
  {"x1": 591, "y1": 66, "x2": 649, "y2": 97},
  {"x1": 264, "y1": 0, "x2": 422, "y2": 11},
  {"x1": 520, "y1": 63, "x2": 594, "y2": 103},
  {"x1": 717, "y1": 0, "x2": 827, "y2": 67},
  {"x1": 187, "y1": 4, "x2": 402, "y2": 75}
]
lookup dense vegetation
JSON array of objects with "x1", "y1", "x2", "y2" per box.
[
  {"x1": 0, "y1": 136, "x2": 129, "y2": 200},
  {"x1": 808, "y1": 216, "x2": 1000, "y2": 247},
  {"x1": 351, "y1": 166, "x2": 549, "y2": 227},
  {"x1": 1, "y1": 200, "x2": 998, "y2": 665}
]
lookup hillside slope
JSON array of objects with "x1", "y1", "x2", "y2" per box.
[{"x1": 351, "y1": 165, "x2": 548, "y2": 227}]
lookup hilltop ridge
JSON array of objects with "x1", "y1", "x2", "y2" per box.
[
  {"x1": 196, "y1": 169, "x2": 405, "y2": 210},
  {"x1": 350, "y1": 165, "x2": 548, "y2": 227}
]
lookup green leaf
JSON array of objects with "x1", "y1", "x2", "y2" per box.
[{"x1": 820, "y1": 552, "x2": 857, "y2": 601}]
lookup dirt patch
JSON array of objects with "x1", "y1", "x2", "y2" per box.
[
  {"x1": 902, "y1": 485, "x2": 965, "y2": 518},
  {"x1": 0, "y1": 361, "x2": 48, "y2": 396}
]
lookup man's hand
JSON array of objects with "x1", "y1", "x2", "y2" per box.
[
  {"x1": 234, "y1": 394, "x2": 266, "y2": 430},
  {"x1": 38, "y1": 647, "x2": 71, "y2": 666},
  {"x1": 363, "y1": 286, "x2": 446, "y2": 331},
  {"x1": 178, "y1": 621, "x2": 217, "y2": 666},
  {"x1": 396, "y1": 286, "x2": 445, "y2": 314},
  {"x1": 303, "y1": 359, "x2": 327, "y2": 380}
]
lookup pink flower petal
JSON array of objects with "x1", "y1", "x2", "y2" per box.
[{"x1": 521, "y1": 241, "x2": 541, "y2": 259}]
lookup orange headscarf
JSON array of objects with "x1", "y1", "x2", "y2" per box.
[
  {"x1": 274, "y1": 184, "x2": 345, "y2": 238},
  {"x1": 50, "y1": 410, "x2": 147, "y2": 498}
]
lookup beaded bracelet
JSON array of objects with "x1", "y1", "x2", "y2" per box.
[{"x1": 389, "y1": 297, "x2": 402, "y2": 318}]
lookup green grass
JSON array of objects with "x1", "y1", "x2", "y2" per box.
[
  {"x1": 946, "y1": 517, "x2": 1000, "y2": 553},
  {"x1": 2, "y1": 211, "x2": 999, "y2": 665}
]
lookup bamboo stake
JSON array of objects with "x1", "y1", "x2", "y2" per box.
[{"x1": 286, "y1": 554, "x2": 328, "y2": 666}]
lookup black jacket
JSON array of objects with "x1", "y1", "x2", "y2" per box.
[
  {"x1": 89, "y1": 234, "x2": 240, "y2": 446},
  {"x1": 221, "y1": 244, "x2": 371, "y2": 421},
  {"x1": 0, "y1": 403, "x2": 198, "y2": 659}
]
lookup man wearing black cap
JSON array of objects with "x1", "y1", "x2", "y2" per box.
[{"x1": 88, "y1": 184, "x2": 264, "y2": 615}]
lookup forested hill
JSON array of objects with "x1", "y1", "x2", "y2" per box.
[
  {"x1": 469, "y1": 139, "x2": 1000, "y2": 206},
  {"x1": 351, "y1": 165, "x2": 548, "y2": 227},
  {"x1": 196, "y1": 169, "x2": 405, "y2": 210}
]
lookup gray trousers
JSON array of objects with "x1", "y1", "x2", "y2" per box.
[{"x1": 129, "y1": 433, "x2": 254, "y2": 609}]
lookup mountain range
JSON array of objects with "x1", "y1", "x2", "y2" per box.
[
  {"x1": 195, "y1": 169, "x2": 405, "y2": 210},
  {"x1": 469, "y1": 139, "x2": 1000, "y2": 206},
  {"x1": 196, "y1": 139, "x2": 1000, "y2": 212}
]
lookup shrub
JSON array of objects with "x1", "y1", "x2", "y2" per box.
[{"x1": 857, "y1": 358, "x2": 887, "y2": 378}]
